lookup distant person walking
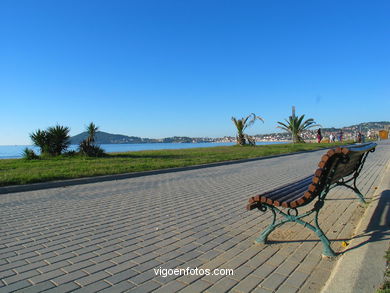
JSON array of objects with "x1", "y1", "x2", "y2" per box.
[
  {"x1": 357, "y1": 132, "x2": 362, "y2": 143},
  {"x1": 338, "y1": 130, "x2": 343, "y2": 142},
  {"x1": 317, "y1": 129, "x2": 323, "y2": 143},
  {"x1": 329, "y1": 133, "x2": 335, "y2": 143}
]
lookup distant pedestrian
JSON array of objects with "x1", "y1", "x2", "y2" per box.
[
  {"x1": 338, "y1": 130, "x2": 343, "y2": 142},
  {"x1": 317, "y1": 129, "x2": 323, "y2": 143},
  {"x1": 329, "y1": 133, "x2": 334, "y2": 143},
  {"x1": 357, "y1": 132, "x2": 362, "y2": 143}
]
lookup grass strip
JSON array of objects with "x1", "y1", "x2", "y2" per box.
[{"x1": 0, "y1": 142, "x2": 351, "y2": 187}]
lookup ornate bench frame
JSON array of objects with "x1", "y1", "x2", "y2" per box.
[{"x1": 247, "y1": 142, "x2": 377, "y2": 257}]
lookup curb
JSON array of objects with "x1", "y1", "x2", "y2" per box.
[
  {"x1": 0, "y1": 147, "x2": 330, "y2": 194},
  {"x1": 321, "y1": 158, "x2": 390, "y2": 293}
]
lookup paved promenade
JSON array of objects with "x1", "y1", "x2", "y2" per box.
[{"x1": 1, "y1": 142, "x2": 389, "y2": 293}]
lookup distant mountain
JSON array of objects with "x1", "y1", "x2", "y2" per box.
[
  {"x1": 70, "y1": 131, "x2": 158, "y2": 144},
  {"x1": 69, "y1": 132, "x2": 215, "y2": 144}
]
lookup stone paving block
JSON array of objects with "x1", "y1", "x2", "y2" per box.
[
  {"x1": 0, "y1": 260, "x2": 27, "y2": 273},
  {"x1": 156, "y1": 251, "x2": 185, "y2": 262},
  {"x1": 153, "y1": 280, "x2": 187, "y2": 293},
  {"x1": 283, "y1": 270, "x2": 309, "y2": 289},
  {"x1": 198, "y1": 250, "x2": 221, "y2": 262},
  {"x1": 274, "y1": 260, "x2": 300, "y2": 276},
  {"x1": 176, "y1": 272, "x2": 203, "y2": 285},
  {"x1": 133, "y1": 259, "x2": 163, "y2": 273},
  {"x1": 176, "y1": 250, "x2": 203, "y2": 262},
  {"x1": 251, "y1": 286, "x2": 273, "y2": 293},
  {"x1": 88, "y1": 252, "x2": 119, "y2": 264},
  {"x1": 178, "y1": 279, "x2": 212, "y2": 293},
  {"x1": 205, "y1": 277, "x2": 238, "y2": 293},
  {"x1": 127, "y1": 280, "x2": 161, "y2": 293},
  {"x1": 131, "y1": 253, "x2": 160, "y2": 265},
  {"x1": 129, "y1": 270, "x2": 156, "y2": 285},
  {"x1": 300, "y1": 267, "x2": 332, "y2": 292},
  {"x1": 0, "y1": 280, "x2": 31, "y2": 292},
  {"x1": 74, "y1": 271, "x2": 111, "y2": 287},
  {"x1": 82, "y1": 260, "x2": 116, "y2": 274},
  {"x1": 229, "y1": 265, "x2": 254, "y2": 282},
  {"x1": 275, "y1": 283, "x2": 299, "y2": 293},
  {"x1": 29, "y1": 269, "x2": 65, "y2": 285},
  {"x1": 260, "y1": 272, "x2": 287, "y2": 291},
  {"x1": 3, "y1": 269, "x2": 40, "y2": 285},
  {"x1": 6, "y1": 252, "x2": 38, "y2": 263},
  {"x1": 61, "y1": 260, "x2": 95, "y2": 274},
  {"x1": 296, "y1": 257, "x2": 320, "y2": 274},
  {"x1": 0, "y1": 270, "x2": 17, "y2": 280},
  {"x1": 104, "y1": 268, "x2": 138, "y2": 285},
  {"x1": 66, "y1": 252, "x2": 97, "y2": 264},
  {"x1": 51, "y1": 270, "x2": 88, "y2": 286},
  {"x1": 72, "y1": 280, "x2": 111, "y2": 292},
  {"x1": 231, "y1": 274, "x2": 262, "y2": 293},
  {"x1": 38, "y1": 260, "x2": 70, "y2": 274},
  {"x1": 16, "y1": 280, "x2": 55, "y2": 293},
  {"x1": 105, "y1": 260, "x2": 138, "y2": 275},
  {"x1": 99, "y1": 280, "x2": 136, "y2": 292}
]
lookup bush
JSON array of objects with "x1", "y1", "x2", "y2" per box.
[
  {"x1": 63, "y1": 150, "x2": 78, "y2": 157},
  {"x1": 30, "y1": 125, "x2": 70, "y2": 156},
  {"x1": 79, "y1": 141, "x2": 105, "y2": 157},
  {"x1": 22, "y1": 148, "x2": 39, "y2": 160}
]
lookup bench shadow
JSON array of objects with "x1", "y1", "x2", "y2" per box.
[
  {"x1": 339, "y1": 189, "x2": 390, "y2": 254},
  {"x1": 267, "y1": 190, "x2": 390, "y2": 253}
]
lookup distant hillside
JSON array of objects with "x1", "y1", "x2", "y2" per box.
[
  {"x1": 322, "y1": 121, "x2": 390, "y2": 132},
  {"x1": 70, "y1": 132, "x2": 214, "y2": 144},
  {"x1": 70, "y1": 131, "x2": 157, "y2": 144}
]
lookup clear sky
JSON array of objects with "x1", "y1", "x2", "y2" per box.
[{"x1": 1, "y1": 0, "x2": 389, "y2": 145}]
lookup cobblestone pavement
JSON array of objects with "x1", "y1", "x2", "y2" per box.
[{"x1": 1, "y1": 142, "x2": 389, "y2": 293}]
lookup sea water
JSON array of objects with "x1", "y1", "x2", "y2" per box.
[{"x1": 0, "y1": 142, "x2": 285, "y2": 159}]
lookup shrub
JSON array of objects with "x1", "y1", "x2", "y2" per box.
[
  {"x1": 30, "y1": 125, "x2": 70, "y2": 156},
  {"x1": 78, "y1": 122, "x2": 106, "y2": 157},
  {"x1": 22, "y1": 148, "x2": 39, "y2": 160},
  {"x1": 79, "y1": 141, "x2": 105, "y2": 157}
]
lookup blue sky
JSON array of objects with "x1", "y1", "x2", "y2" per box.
[{"x1": 1, "y1": 0, "x2": 389, "y2": 145}]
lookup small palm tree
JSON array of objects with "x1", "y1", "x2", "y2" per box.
[
  {"x1": 79, "y1": 122, "x2": 105, "y2": 157},
  {"x1": 86, "y1": 122, "x2": 98, "y2": 145},
  {"x1": 277, "y1": 114, "x2": 320, "y2": 143},
  {"x1": 30, "y1": 129, "x2": 49, "y2": 154},
  {"x1": 30, "y1": 125, "x2": 70, "y2": 156},
  {"x1": 46, "y1": 125, "x2": 71, "y2": 155},
  {"x1": 232, "y1": 113, "x2": 264, "y2": 145}
]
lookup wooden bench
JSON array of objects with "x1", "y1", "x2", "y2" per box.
[{"x1": 246, "y1": 142, "x2": 377, "y2": 257}]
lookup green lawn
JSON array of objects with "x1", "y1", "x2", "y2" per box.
[{"x1": 0, "y1": 142, "x2": 351, "y2": 187}]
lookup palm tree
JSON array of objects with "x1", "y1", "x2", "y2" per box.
[
  {"x1": 30, "y1": 129, "x2": 49, "y2": 154},
  {"x1": 46, "y1": 125, "x2": 71, "y2": 155},
  {"x1": 277, "y1": 114, "x2": 320, "y2": 143},
  {"x1": 86, "y1": 122, "x2": 98, "y2": 145},
  {"x1": 79, "y1": 122, "x2": 105, "y2": 157},
  {"x1": 30, "y1": 125, "x2": 70, "y2": 156},
  {"x1": 232, "y1": 113, "x2": 264, "y2": 145}
]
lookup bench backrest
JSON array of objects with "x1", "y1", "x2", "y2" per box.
[{"x1": 312, "y1": 142, "x2": 377, "y2": 198}]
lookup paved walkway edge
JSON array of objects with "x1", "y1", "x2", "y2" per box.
[
  {"x1": 0, "y1": 148, "x2": 331, "y2": 194},
  {"x1": 321, "y1": 159, "x2": 390, "y2": 293}
]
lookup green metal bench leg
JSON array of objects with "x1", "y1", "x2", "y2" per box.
[
  {"x1": 255, "y1": 207, "x2": 278, "y2": 243},
  {"x1": 337, "y1": 183, "x2": 366, "y2": 203},
  {"x1": 254, "y1": 205, "x2": 337, "y2": 257}
]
